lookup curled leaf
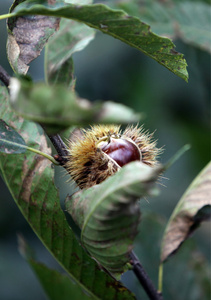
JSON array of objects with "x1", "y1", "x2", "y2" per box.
[
  {"x1": 0, "y1": 119, "x2": 26, "y2": 154},
  {"x1": 66, "y1": 161, "x2": 161, "y2": 277},
  {"x1": 7, "y1": 0, "x2": 60, "y2": 74},
  {"x1": 161, "y1": 162, "x2": 211, "y2": 262}
]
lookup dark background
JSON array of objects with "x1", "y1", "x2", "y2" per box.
[{"x1": 0, "y1": 0, "x2": 210, "y2": 299}]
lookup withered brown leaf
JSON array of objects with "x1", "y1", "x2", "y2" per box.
[
  {"x1": 7, "y1": 0, "x2": 60, "y2": 74},
  {"x1": 161, "y1": 162, "x2": 211, "y2": 262}
]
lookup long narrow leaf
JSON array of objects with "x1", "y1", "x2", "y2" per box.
[
  {"x1": 9, "y1": 0, "x2": 188, "y2": 81},
  {"x1": 116, "y1": 1, "x2": 211, "y2": 53}
]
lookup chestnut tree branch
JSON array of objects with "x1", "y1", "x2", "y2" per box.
[
  {"x1": 48, "y1": 134, "x2": 69, "y2": 166},
  {"x1": 0, "y1": 65, "x2": 10, "y2": 87},
  {"x1": 130, "y1": 251, "x2": 163, "y2": 300}
]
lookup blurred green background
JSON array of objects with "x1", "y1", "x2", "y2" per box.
[{"x1": 0, "y1": 0, "x2": 210, "y2": 299}]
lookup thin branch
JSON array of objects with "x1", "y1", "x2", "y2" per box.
[
  {"x1": 48, "y1": 134, "x2": 69, "y2": 166},
  {"x1": 130, "y1": 251, "x2": 163, "y2": 300},
  {"x1": 0, "y1": 65, "x2": 10, "y2": 87}
]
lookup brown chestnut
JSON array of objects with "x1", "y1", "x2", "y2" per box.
[{"x1": 98, "y1": 137, "x2": 141, "y2": 167}]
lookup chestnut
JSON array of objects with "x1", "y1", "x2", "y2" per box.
[
  {"x1": 98, "y1": 137, "x2": 141, "y2": 167},
  {"x1": 66, "y1": 125, "x2": 160, "y2": 189}
]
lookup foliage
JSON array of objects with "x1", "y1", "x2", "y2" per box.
[
  {"x1": 114, "y1": 0, "x2": 211, "y2": 53},
  {"x1": 0, "y1": 0, "x2": 210, "y2": 299},
  {"x1": 66, "y1": 162, "x2": 161, "y2": 276},
  {"x1": 0, "y1": 118, "x2": 27, "y2": 153},
  {"x1": 161, "y1": 162, "x2": 211, "y2": 262},
  {"x1": 5, "y1": 0, "x2": 188, "y2": 81},
  {"x1": 0, "y1": 85, "x2": 136, "y2": 299}
]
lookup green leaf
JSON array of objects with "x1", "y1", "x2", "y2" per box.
[
  {"x1": 161, "y1": 161, "x2": 211, "y2": 262},
  {"x1": 0, "y1": 85, "x2": 136, "y2": 300},
  {"x1": 9, "y1": 77, "x2": 141, "y2": 134},
  {"x1": 45, "y1": 18, "x2": 95, "y2": 86},
  {"x1": 172, "y1": 2, "x2": 211, "y2": 52},
  {"x1": 0, "y1": 119, "x2": 26, "y2": 153},
  {"x1": 46, "y1": 0, "x2": 95, "y2": 86},
  {"x1": 66, "y1": 161, "x2": 162, "y2": 277},
  {"x1": 117, "y1": 0, "x2": 211, "y2": 53},
  {"x1": 33, "y1": 262, "x2": 94, "y2": 300},
  {"x1": 47, "y1": 53, "x2": 75, "y2": 88},
  {"x1": 7, "y1": 0, "x2": 60, "y2": 74},
  {"x1": 10, "y1": 0, "x2": 188, "y2": 81},
  {"x1": 18, "y1": 235, "x2": 92, "y2": 300},
  {"x1": 30, "y1": 261, "x2": 94, "y2": 300}
]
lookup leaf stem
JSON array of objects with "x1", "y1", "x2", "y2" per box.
[
  {"x1": 0, "y1": 137, "x2": 59, "y2": 165},
  {"x1": 26, "y1": 146, "x2": 59, "y2": 165},
  {"x1": 130, "y1": 251, "x2": 163, "y2": 300},
  {"x1": 0, "y1": 13, "x2": 13, "y2": 21},
  {"x1": 158, "y1": 263, "x2": 163, "y2": 294},
  {"x1": 44, "y1": 45, "x2": 49, "y2": 85}
]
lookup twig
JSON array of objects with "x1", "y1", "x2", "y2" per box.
[
  {"x1": 0, "y1": 65, "x2": 10, "y2": 87},
  {"x1": 48, "y1": 134, "x2": 69, "y2": 166},
  {"x1": 130, "y1": 251, "x2": 163, "y2": 300}
]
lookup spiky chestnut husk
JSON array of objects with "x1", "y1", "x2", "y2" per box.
[{"x1": 66, "y1": 125, "x2": 161, "y2": 189}]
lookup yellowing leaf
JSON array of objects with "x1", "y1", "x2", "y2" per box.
[
  {"x1": 161, "y1": 162, "x2": 211, "y2": 262},
  {"x1": 7, "y1": 0, "x2": 60, "y2": 74}
]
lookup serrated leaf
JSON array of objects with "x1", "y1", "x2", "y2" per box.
[
  {"x1": 0, "y1": 85, "x2": 136, "y2": 300},
  {"x1": 0, "y1": 119, "x2": 26, "y2": 153},
  {"x1": 9, "y1": 77, "x2": 141, "y2": 134},
  {"x1": 7, "y1": 0, "x2": 60, "y2": 74},
  {"x1": 161, "y1": 161, "x2": 211, "y2": 262},
  {"x1": 10, "y1": 0, "x2": 188, "y2": 81},
  {"x1": 117, "y1": 0, "x2": 211, "y2": 53},
  {"x1": 46, "y1": 18, "x2": 95, "y2": 86},
  {"x1": 66, "y1": 161, "x2": 162, "y2": 277}
]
